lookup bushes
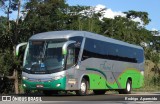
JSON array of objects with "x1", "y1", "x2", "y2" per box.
[
  {"x1": 0, "y1": 50, "x2": 13, "y2": 75},
  {"x1": 150, "y1": 65, "x2": 160, "y2": 87},
  {"x1": 142, "y1": 60, "x2": 160, "y2": 91},
  {"x1": 0, "y1": 49, "x2": 21, "y2": 75}
]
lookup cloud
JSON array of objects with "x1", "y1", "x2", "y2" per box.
[
  {"x1": 151, "y1": 28, "x2": 160, "y2": 36},
  {"x1": 94, "y1": 4, "x2": 126, "y2": 19},
  {"x1": 130, "y1": 16, "x2": 144, "y2": 26},
  {"x1": 94, "y1": 4, "x2": 144, "y2": 26},
  {"x1": 103, "y1": 8, "x2": 126, "y2": 19},
  {"x1": 151, "y1": 28, "x2": 158, "y2": 31},
  {"x1": 74, "y1": 4, "x2": 144, "y2": 26},
  {"x1": 79, "y1": 4, "x2": 126, "y2": 19},
  {"x1": 94, "y1": 4, "x2": 106, "y2": 12}
]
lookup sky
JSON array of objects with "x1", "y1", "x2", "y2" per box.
[
  {"x1": 66, "y1": 0, "x2": 160, "y2": 31},
  {"x1": 0, "y1": 0, "x2": 159, "y2": 31}
]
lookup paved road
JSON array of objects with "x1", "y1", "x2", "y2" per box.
[
  {"x1": 31, "y1": 93, "x2": 160, "y2": 101},
  {"x1": 0, "y1": 93, "x2": 160, "y2": 104}
]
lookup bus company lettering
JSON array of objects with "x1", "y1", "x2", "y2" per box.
[{"x1": 100, "y1": 61, "x2": 113, "y2": 70}]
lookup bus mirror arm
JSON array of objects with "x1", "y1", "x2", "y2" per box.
[
  {"x1": 16, "y1": 42, "x2": 27, "y2": 56},
  {"x1": 62, "y1": 41, "x2": 76, "y2": 55}
]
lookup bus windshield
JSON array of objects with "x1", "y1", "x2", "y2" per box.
[{"x1": 23, "y1": 40, "x2": 66, "y2": 73}]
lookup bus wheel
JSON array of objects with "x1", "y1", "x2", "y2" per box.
[
  {"x1": 118, "y1": 90, "x2": 124, "y2": 94},
  {"x1": 43, "y1": 90, "x2": 58, "y2": 96},
  {"x1": 93, "y1": 90, "x2": 106, "y2": 95},
  {"x1": 76, "y1": 78, "x2": 88, "y2": 96},
  {"x1": 124, "y1": 80, "x2": 132, "y2": 94}
]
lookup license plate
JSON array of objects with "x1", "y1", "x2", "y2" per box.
[{"x1": 36, "y1": 84, "x2": 44, "y2": 88}]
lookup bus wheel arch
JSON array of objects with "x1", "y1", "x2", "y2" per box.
[
  {"x1": 76, "y1": 75, "x2": 89, "y2": 96},
  {"x1": 83, "y1": 75, "x2": 89, "y2": 86}
]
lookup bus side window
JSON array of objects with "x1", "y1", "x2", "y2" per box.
[
  {"x1": 75, "y1": 47, "x2": 80, "y2": 63},
  {"x1": 66, "y1": 47, "x2": 75, "y2": 68}
]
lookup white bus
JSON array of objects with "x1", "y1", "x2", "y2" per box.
[{"x1": 16, "y1": 31, "x2": 144, "y2": 95}]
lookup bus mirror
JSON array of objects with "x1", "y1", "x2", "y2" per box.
[
  {"x1": 62, "y1": 41, "x2": 76, "y2": 55},
  {"x1": 16, "y1": 42, "x2": 27, "y2": 56}
]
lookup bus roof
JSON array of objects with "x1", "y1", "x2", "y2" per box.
[{"x1": 29, "y1": 30, "x2": 143, "y2": 49}]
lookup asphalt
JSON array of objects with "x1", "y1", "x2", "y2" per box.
[{"x1": 0, "y1": 92, "x2": 159, "y2": 104}]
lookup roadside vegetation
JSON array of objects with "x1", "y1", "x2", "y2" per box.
[
  {"x1": 133, "y1": 60, "x2": 160, "y2": 92},
  {"x1": 0, "y1": 0, "x2": 159, "y2": 94}
]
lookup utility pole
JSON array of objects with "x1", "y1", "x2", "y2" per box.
[{"x1": 14, "y1": 0, "x2": 21, "y2": 94}]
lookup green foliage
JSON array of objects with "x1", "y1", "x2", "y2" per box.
[
  {"x1": 0, "y1": 0, "x2": 160, "y2": 92},
  {"x1": 0, "y1": 0, "x2": 4, "y2": 7},
  {"x1": 151, "y1": 53, "x2": 160, "y2": 64},
  {"x1": 145, "y1": 64, "x2": 160, "y2": 91},
  {"x1": 125, "y1": 10, "x2": 151, "y2": 25},
  {"x1": 0, "y1": 0, "x2": 19, "y2": 13},
  {"x1": 0, "y1": 0, "x2": 157, "y2": 74},
  {"x1": 0, "y1": 16, "x2": 8, "y2": 50},
  {"x1": 101, "y1": 12, "x2": 152, "y2": 46},
  {"x1": 0, "y1": 16, "x2": 18, "y2": 51},
  {"x1": 65, "y1": 5, "x2": 102, "y2": 33},
  {"x1": 23, "y1": 0, "x2": 68, "y2": 33},
  {"x1": 0, "y1": 49, "x2": 20, "y2": 75}
]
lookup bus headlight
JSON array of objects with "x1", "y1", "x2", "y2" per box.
[
  {"x1": 52, "y1": 75, "x2": 65, "y2": 80},
  {"x1": 22, "y1": 76, "x2": 28, "y2": 80},
  {"x1": 23, "y1": 84, "x2": 26, "y2": 87}
]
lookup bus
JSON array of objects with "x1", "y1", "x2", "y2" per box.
[{"x1": 16, "y1": 30, "x2": 144, "y2": 95}]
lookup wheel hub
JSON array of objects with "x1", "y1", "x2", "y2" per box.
[
  {"x1": 127, "y1": 82, "x2": 131, "y2": 92},
  {"x1": 81, "y1": 82, "x2": 86, "y2": 93}
]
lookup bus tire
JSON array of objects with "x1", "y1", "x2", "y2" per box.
[
  {"x1": 93, "y1": 90, "x2": 106, "y2": 95},
  {"x1": 43, "y1": 90, "x2": 58, "y2": 96},
  {"x1": 118, "y1": 90, "x2": 124, "y2": 94},
  {"x1": 76, "y1": 78, "x2": 89, "y2": 96},
  {"x1": 124, "y1": 79, "x2": 132, "y2": 94}
]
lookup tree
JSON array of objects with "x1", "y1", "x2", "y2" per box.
[
  {"x1": 22, "y1": 0, "x2": 68, "y2": 34},
  {"x1": 125, "y1": 10, "x2": 151, "y2": 25},
  {"x1": 0, "y1": 0, "x2": 158, "y2": 94},
  {"x1": 101, "y1": 11, "x2": 152, "y2": 46},
  {"x1": 0, "y1": 0, "x2": 22, "y2": 94},
  {"x1": 66, "y1": 5, "x2": 103, "y2": 33}
]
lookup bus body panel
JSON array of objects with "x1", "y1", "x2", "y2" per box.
[
  {"x1": 21, "y1": 30, "x2": 144, "y2": 92},
  {"x1": 74, "y1": 58, "x2": 144, "y2": 90},
  {"x1": 22, "y1": 71, "x2": 67, "y2": 90}
]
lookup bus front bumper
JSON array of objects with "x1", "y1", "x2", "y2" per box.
[{"x1": 22, "y1": 77, "x2": 66, "y2": 90}]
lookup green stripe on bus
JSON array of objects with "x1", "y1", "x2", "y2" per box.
[
  {"x1": 86, "y1": 68, "x2": 144, "y2": 90},
  {"x1": 86, "y1": 68, "x2": 107, "y2": 79}
]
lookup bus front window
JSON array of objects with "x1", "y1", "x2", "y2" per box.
[{"x1": 23, "y1": 40, "x2": 66, "y2": 73}]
